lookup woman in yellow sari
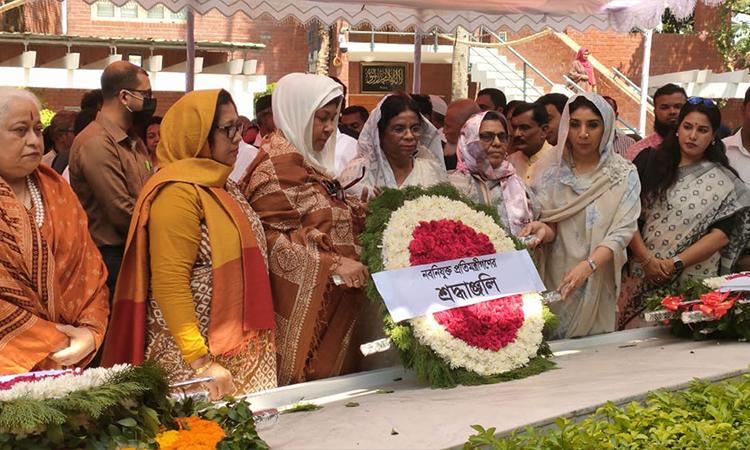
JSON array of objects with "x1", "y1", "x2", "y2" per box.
[{"x1": 103, "y1": 89, "x2": 276, "y2": 399}]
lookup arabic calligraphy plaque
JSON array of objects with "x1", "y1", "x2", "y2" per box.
[{"x1": 361, "y1": 63, "x2": 408, "y2": 93}]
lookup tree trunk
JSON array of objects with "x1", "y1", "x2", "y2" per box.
[
  {"x1": 450, "y1": 26, "x2": 469, "y2": 101},
  {"x1": 316, "y1": 24, "x2": 331, "y2": 76}
]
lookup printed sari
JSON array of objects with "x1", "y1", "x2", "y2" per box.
[
  {"x1": 0, "y1": 164, "x2": 109, "y2": 373},
  {"x1": 617, "y1": 157, "x2": 750, "y2": 329},
  {"x1": 102, "y1": 90, "x2": 276, "y2": 394}
]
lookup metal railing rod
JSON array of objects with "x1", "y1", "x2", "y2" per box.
[
  {"x1": 611, "y1": 67, "x2": 654, "y2": 104},
  {"x1": 479, "y1": 26, "x2": 555, "y2": 89}
]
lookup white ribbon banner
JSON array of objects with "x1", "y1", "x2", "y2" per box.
[
  {"x1": 372, "y1": 250, "x2": 546, "y2": 323},
  {"x1": 720, "y1": 274, "x2": 750, "y2": 292}
]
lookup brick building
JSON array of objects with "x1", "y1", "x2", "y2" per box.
[
  {"x1": 1, "y1": 1, "x2": 740, "y2": 129},
  {"x1": 2, "y1": 0, "x2": 312, "y2": 116}
]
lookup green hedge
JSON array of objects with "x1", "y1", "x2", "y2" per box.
[{"x1": 465, "y1": 369, "x2": 750, "y2": 449}]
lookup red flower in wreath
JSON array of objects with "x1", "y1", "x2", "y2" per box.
[{"x1": 409, "y1": 219, "x2": 525, "y2": 351}]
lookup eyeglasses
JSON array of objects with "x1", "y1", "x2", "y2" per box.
[
  {"x1": 320, "y1": 167, "x2": 367, "y2": 202},
  {"x1": 389, "y1": 124, "x2": 424, "y2": 137},
  {"x1": 125, "y1": 89, "x2": 154, "y2": 100},
  {"x1": 688, "y1": 97, "x2": 717, "y2": 108},
  {"x1": 478, "y1": 132, "x2": 509, "y2": 144},
  {"x1": 216, "y1": 122, "x2": 245, "y2": 140}
]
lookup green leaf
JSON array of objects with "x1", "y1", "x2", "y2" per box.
[
  {"x1": 117, "y1": 417, "x2": 137, "y2": 428},
  {"x1": 47, "y1": 423, "x2": 63, "y2": 444},
  {"x1": 345, "y1": 402, "x2": 360, "y2": 407},
  {"x1": 391, "y1": 428, "x2": 399, "y2": 435}
]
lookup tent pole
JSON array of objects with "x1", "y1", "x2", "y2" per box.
[
  {"x1": 638, "y1": 29, "x2": 652, "y2": 138},
  {"x1": 412, "y1": 30, "x2": 422, "y2": 94},
  {"x1": 186, "y1": 8, "x2": 195, "y2": 93}
]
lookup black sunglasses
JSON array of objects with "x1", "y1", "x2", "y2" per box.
[{"x1": 320, "y1": 167, "x2": 367, "y2": 202}]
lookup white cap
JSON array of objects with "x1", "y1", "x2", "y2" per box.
[{"x1": 429, "y1": 95, "x2": 447, "y2": 116}]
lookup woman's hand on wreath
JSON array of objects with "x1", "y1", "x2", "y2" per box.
[
  {"x1": 518, "y1": 222, "x2": 547, "y2": 249},
  {"x1": 558, "y1": 261, "x2": 593, "y2": 300},
  {"x1": 334, "y1": 257, "x2": 370, "y2": 289},
  {"x1": 191, "y1": 356, "x2": 234, "y2": 401}
]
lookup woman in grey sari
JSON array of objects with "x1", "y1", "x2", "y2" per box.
[
  {"x1": 520, "y1": 93, "x2": 641, "y2": 340},
  {"x1": 617, "y1": 98, "x2": 750, "y2": 330}
]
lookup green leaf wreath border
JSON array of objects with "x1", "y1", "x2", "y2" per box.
[
  {"x1": 360, "y1": 183, "x2": 557, "y2": 389},
  {"x1": 0, "y1": 362, "x2": 269, "y2": 449}
]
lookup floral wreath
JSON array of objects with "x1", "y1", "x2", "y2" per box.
[
  {"x1": 0, "y1": 362, "x2": 267, "y2": 449},
  {"x1": 645, "y1": 272, "x2": 750, "y2": 341},
  {"x1": 360, "y1": 184, "x2": 556, "y2": 388}
]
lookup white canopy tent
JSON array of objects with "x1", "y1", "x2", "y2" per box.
[{"x1": 62, "y1": 0, "x2": 726, "y2": 135}]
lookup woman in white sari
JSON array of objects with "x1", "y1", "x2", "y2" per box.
[
  {"x1": 340, "y1": 93, "x2": 448, "y2": 196},
  {"x1": 520, "y1": 93, "x2": 641, "y2": 339}
]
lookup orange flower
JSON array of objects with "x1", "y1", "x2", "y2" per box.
[{"x1": 157, "y1": 416, "x2": 226, "y2": 450}]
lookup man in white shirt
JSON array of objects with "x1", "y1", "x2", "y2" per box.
[
  {"x1": 723, "y1": 87, "x2": 750, "y2": 185},
  {"x1": 724, "y1": 87, "x2": 750, "y2": 272}
]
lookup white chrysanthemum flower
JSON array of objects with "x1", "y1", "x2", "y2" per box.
[{"x1": 0, "y1": 364, "x2": 131, "y2": 402}]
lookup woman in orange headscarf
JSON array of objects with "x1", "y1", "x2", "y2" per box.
[
  {"x1": 102, "y1": 89, "x2": 276, "y2": 399},
  {"x1": 0, "y1": 87, "x2": 109, "y2": 374}
]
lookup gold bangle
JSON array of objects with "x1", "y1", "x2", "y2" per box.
[
  {"x1": 193, "y1": 356, "x2": 214, "y2": 375},
  {"x1": 638, "y1": 256, "x2": 653, "y2": 266}
]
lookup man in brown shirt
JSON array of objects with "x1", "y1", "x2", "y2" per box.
[{"x1": 69, "y1": 61, "x2": 156, "y2": 305}]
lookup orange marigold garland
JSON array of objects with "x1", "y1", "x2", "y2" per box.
[{"x1": 155, "y1": 416, "x2": 226, "y2": 450}]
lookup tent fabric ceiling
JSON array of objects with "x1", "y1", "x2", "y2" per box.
[{"x1": 82, "y1": 0, "x2": 726, "y2": 32}]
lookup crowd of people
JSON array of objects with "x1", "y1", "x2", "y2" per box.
[{"x1": 2, "y1": 58, "x2": 750, "y2": 397}]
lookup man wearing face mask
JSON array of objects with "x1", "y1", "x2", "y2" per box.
[
  {"x1": 69, "y1": 61, "x2": 156, "y2": 312},
  {"x1": 625, "y1": 83, "x2": 687, "y2": 161}
]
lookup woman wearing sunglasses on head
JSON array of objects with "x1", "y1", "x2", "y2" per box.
[
  {"x1": 618, "y1": 98, "x2": 750, "y2": 330},
  {"x1": 102, "y1": 89, "x2": 277, "y2": 400},
  {"x1": 449, "y1": 111, "x2": 536, "y2": 236},
  {"x1": 238, "y1": 73, "x2": 370, "y2": 386},
  {"x1": 339, "y1": 93, "x2": 449, "y2": 197}
]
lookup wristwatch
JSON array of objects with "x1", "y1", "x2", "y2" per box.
[
  {"x1": 586, "y1": 258, "x2": 597, "y2": 273},
  {"x1": 672, "y1": 256, "x2": 684, "y2": 272}
]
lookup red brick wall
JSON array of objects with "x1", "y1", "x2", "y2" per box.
[
  {"x1": 23, "y1": 0, "x2": 62, "y2": 34},
  {"x1": 566, "y1": 29, "x2": 726, "y2": 81},
  {"x1": 35, "y1": 87, "x2": 184, "y2": 117}
]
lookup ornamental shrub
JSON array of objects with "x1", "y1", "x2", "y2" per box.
[{"x1": 465, "y1": 370, "x2": 750, "y2": 449}]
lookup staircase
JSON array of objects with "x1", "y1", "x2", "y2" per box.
[{"x1": 471, "y1": 47, "x2": 540, "y2": 102}]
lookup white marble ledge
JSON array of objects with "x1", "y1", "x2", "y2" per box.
[{"x1": 256, "y1": 328, "x2": 750, "y2": 450}]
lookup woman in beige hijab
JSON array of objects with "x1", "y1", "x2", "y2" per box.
[{"x1": 520, "y1": 93, "x2": 640, "y2": 339}]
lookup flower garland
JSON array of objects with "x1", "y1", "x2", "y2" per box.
[
  {"x1": 400, "y1": 218, "x2": 546, "y2": 376},
  {"x1": 0, "y1": 364, "x2": 129, "y2": 402},
  {"x1": 646, "y1": 274, "x2": 750, "y2": 341},
  {"x1": 0, "y1": 362, "x2": 269, "y2": 450},
  {"x1": 360, "y1": 184, "x2": 555, "y2": 388},
  {"x1": 155, "y1": 416, "x2": 226, "y2": 450}
]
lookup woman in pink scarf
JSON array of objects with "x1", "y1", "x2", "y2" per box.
[
  {"x1": 449, "y1": 111, "x2": 536, "y2": 236},
  {"x1": 568, "y1": 47, "x2": 596, "y2": 93}
]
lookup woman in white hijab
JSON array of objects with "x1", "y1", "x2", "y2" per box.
[
  {"x1": 340, "y1": 93, "x2": 448, "y2": 196},
  {"x1": 238, "y1": 73, "x2": 370, "y2": 385},
  {"x1": 520, "y1": 93, "x2": 641, "y2": 340}
]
